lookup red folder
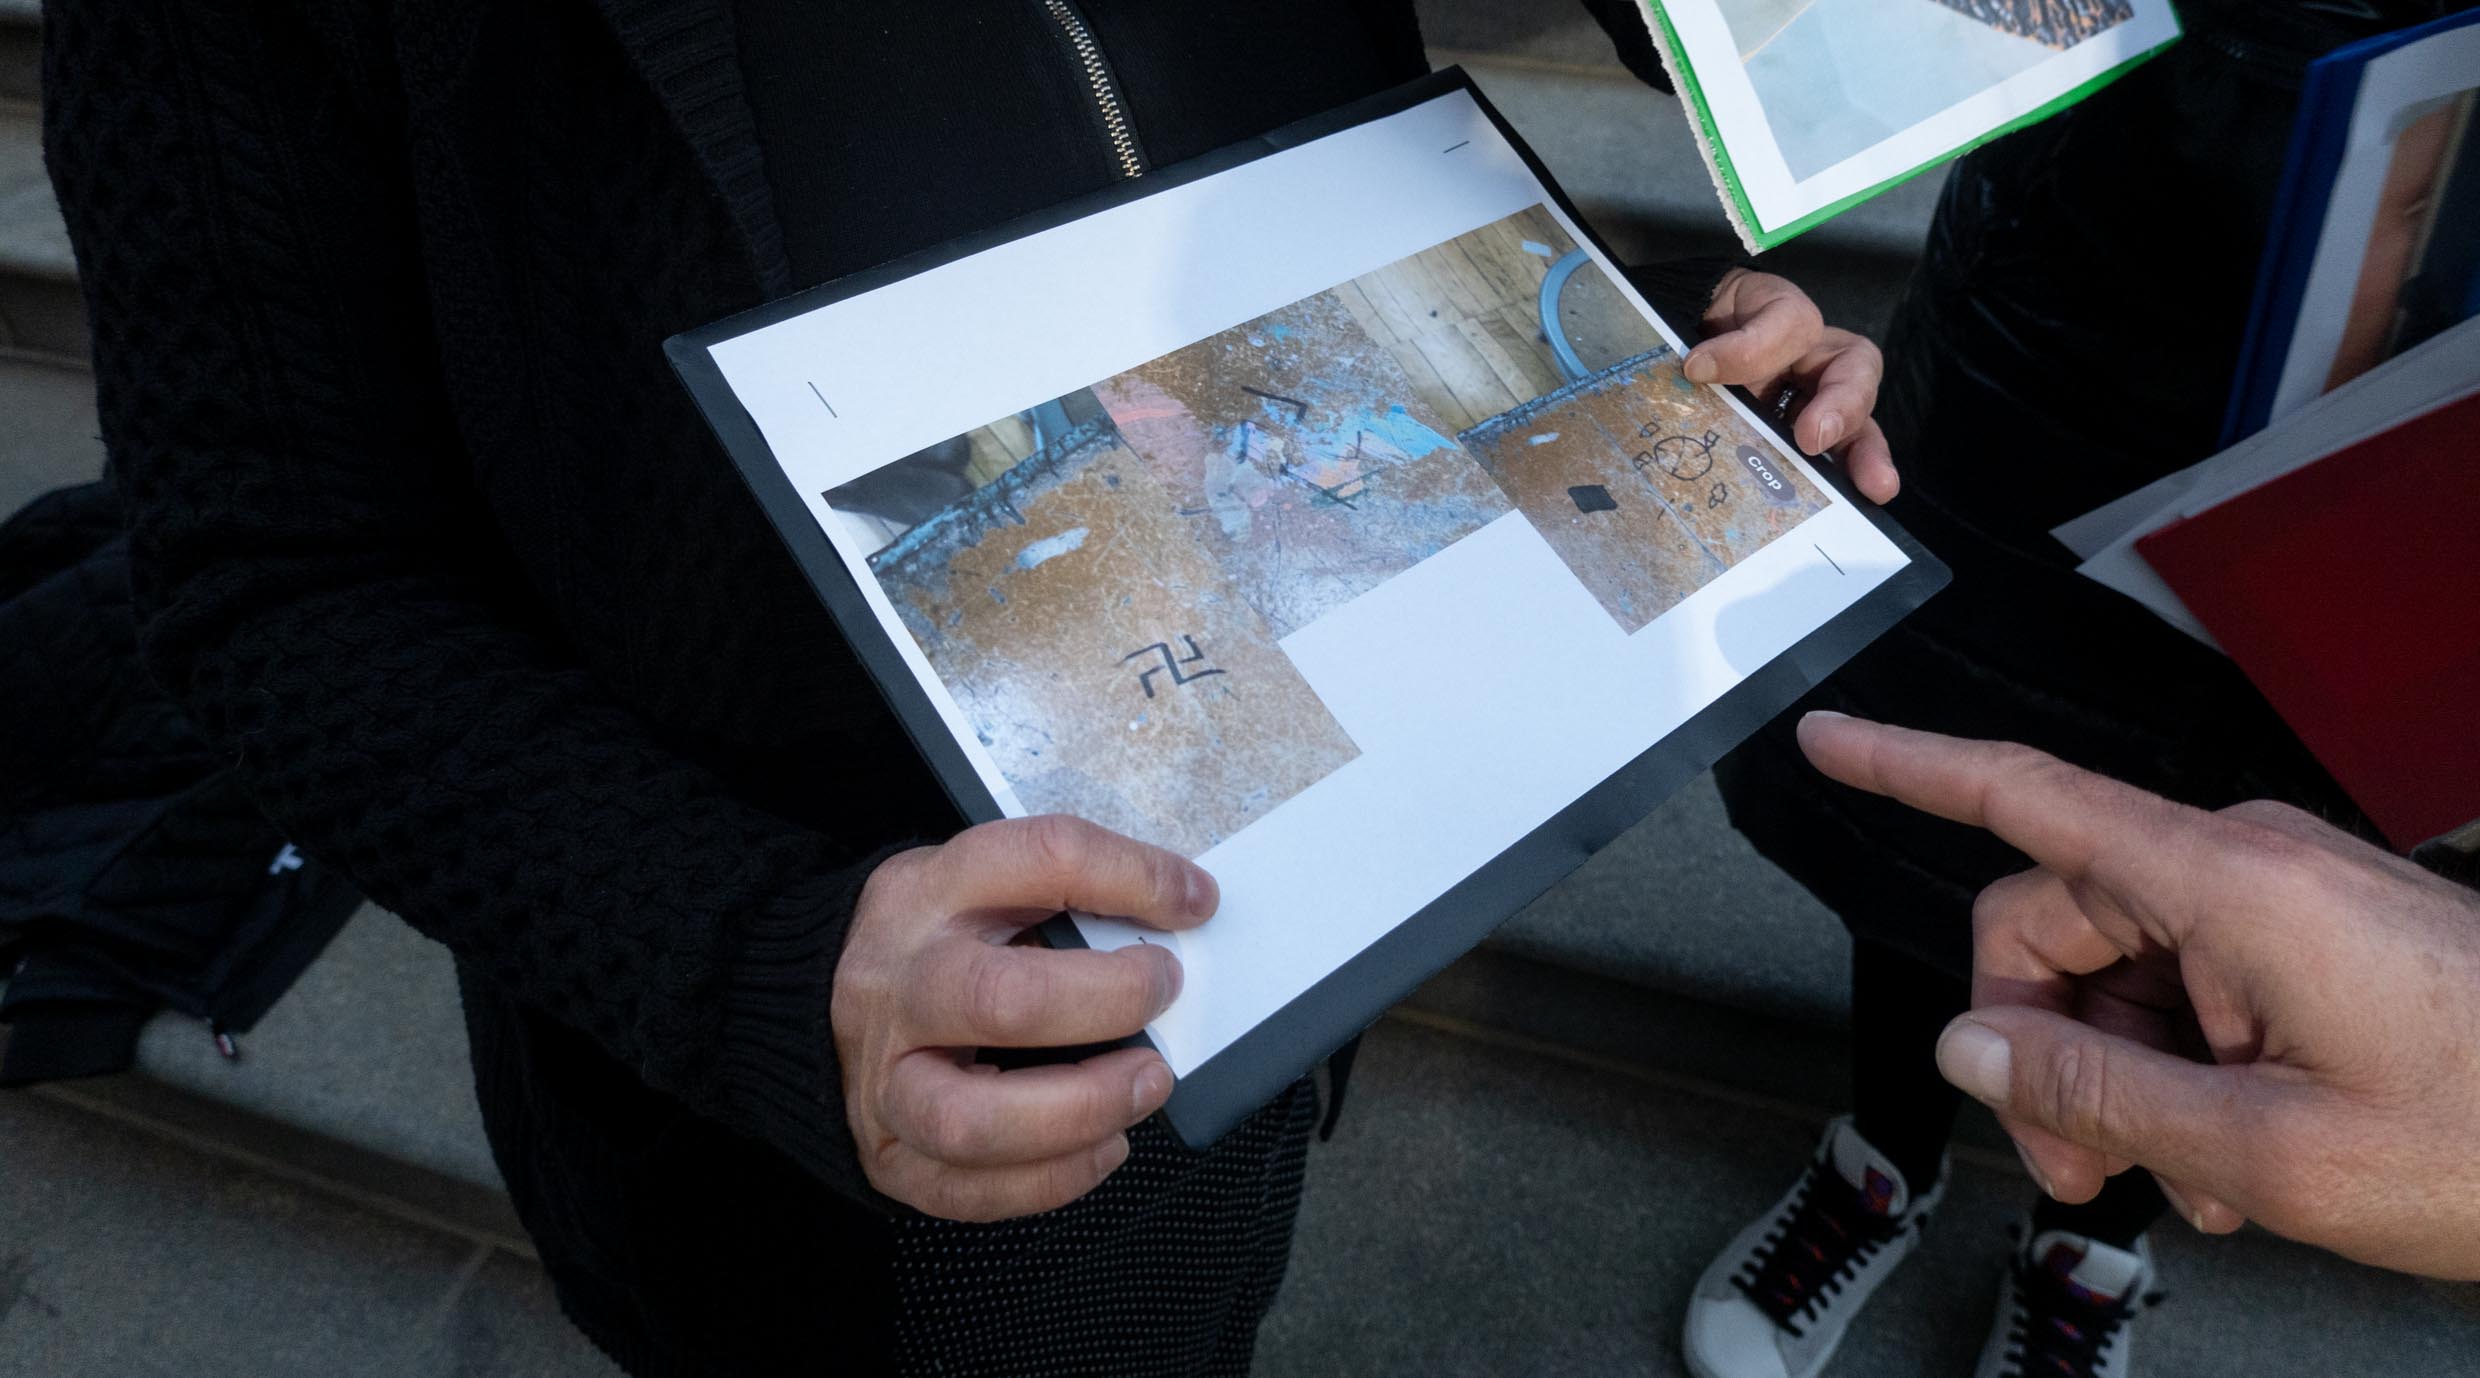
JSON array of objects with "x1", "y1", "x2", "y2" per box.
[{"x1": 2137, "y1": 393, "x2": 2479, "y2": 850}]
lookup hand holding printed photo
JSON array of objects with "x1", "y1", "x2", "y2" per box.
[{"x1": 673, "y1": 76, "x2": 1941, "y2": 1144}]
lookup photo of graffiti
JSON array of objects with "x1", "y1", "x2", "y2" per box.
[
  {"x1": 830, "y1": 204, "x2": 1829, "y2": 850},
  {"x1": 1463, "y1": 351, "x2": 1829, "y2": 632},
  {"x1": 1094, "y1": 292, "x2": 1513, "y2": 639},
  {"x1": 1345, "y1": 203, "x2": 1828, "y2": 632},
  {"x1": 838, "y1": 402, "x2": 1359, "y2": 858}
]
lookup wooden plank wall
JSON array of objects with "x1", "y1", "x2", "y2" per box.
[
  {"x1": 1333, "y1": 204, "x2": 1661, "y2": 435},
  {"x1": 1332, "y1": 204, "x2": 1576, "y2": 436}
]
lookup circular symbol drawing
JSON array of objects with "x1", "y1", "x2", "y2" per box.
[{"x1": 1644, "y1": 432, "x2": 1715, "y2": 482}]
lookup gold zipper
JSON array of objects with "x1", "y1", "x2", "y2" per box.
[{"x1": 1042, "y1": 0, "x2": 1148, "y2": 179}]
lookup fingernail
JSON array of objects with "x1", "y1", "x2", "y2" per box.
[
  {"x1": 1133, "y1": 1062, "x2": 1174, "y2": 1118},
  {"x1": 1094, "y1": 1136, "x2": 1131, "y2": 1175},
  {"x1": 1793, "y1": 709, "x2": 1853, "y2": 753},
  {"x1": 1684, "y1": 351, "x2": 1717, "y2": 383},
  {"x1": 1183, "y1": 865, "x2": 1218, "y2": 919},
  {"x1": 1814, "y1": 413, "x2": 1842, "y2": 453},
  {"x1": 1936, "y1": 1018, "x2": 2012, "y2": 1105},
  {"x1": 2015, "y1": 1141, "x2": 2054, "y2": 1198},
  {"x1": 2157, "y1": 1179, "x2": 2209, "y2": 1232},
  {"x1": 1151, "y1": 945, "x2": 1184, "y2": 1007}
]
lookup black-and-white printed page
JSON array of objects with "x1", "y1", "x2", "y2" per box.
[{"x1": 684, "y1": 81, "x2": 1925, "y2": 1108}]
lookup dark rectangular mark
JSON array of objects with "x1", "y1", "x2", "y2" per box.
[
  {"x1": 807, "y1": 381, "x2": 838, "y2": 418},
  {"x1": 1815, "y1": 543, "x2": 1846, "y2": 576},
  {"x1": 1442, "y1": 140, "x2": 1472, "y2": 153}
]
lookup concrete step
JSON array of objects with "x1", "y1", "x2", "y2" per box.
[
  {"x1": 1418, "y1": 0, "x2": 1943, "y2": 312},
  {"x1": 0, "y1": 353, "x2": 103, "y2": 511},
  {"x1": 38, "y1": 906, "x2": 522, "y2": 1248},
  {"x1": 1407, "y1": 772, "x2": 1863, "y2": 1115},
  {"x1": 0, "y1": 0, "x2": 34, "y2": 107},
  {"x1": 0, "y1": 1085, "x2": 619, "y2": 1378},
  {"x1": 17, "y1": 1006, "x2": 2475, "y2": 1377},
  {"x1": 1, "y1": 94, "x2": 84, "y2": 367},
  {"x1": 1450, "y1": 56, "x2": 1932, "y2": 342}
]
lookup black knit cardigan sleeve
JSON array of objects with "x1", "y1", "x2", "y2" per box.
[{"x1": 41, "y1": 1, "x2": 888, "y2": 1204}]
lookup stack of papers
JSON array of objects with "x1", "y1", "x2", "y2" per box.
[{"x1": 2061, "y1": 314, "x2": 2480, "y2": 643}]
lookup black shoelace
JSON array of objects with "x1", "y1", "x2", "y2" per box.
[
  {"x1": 2001, "y1": 1254, "x2": 2160, "y2": 1378},
  {"x1": 1731, "y1": 1159, "x2": 1905, "y2": 1337}
]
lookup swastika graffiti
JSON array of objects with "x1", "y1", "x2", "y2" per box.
[{"x1": 1121, "y1": 635, "x2": 1227, "y2": 698}]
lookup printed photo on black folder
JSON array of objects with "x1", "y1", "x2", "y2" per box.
[{"x1": 668, "y1": 72, "x2": 1944, "y2": 1146}]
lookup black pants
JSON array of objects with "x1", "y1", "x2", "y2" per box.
[{"x1": 1849, "y1": 938, "x2": 2163, "y2": 1248}]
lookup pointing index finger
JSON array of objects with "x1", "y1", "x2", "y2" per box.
[{"x1": 1795, "y1": 712, "x2": 2215, "y2": 950}]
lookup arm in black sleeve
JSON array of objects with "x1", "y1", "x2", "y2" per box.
[{"x1": 42, "y1": 0, "x2": 889, "y2": 1205}]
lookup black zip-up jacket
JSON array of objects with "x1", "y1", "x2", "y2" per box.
[{"x1": 41, "y1": 2, "x2": 1679, "y2": 1371}]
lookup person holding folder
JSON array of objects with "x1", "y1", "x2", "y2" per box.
[{"x1": 40, "y1": 2, "x2": 1890, "y2": 1372}]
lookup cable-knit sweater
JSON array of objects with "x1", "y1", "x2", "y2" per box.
[{"x1": 41, "y1": 0, "x2": 1717, "y2": 1370}]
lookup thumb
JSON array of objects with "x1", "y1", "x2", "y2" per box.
[{"x1": 1937, "y1": 1008, "x2": 2263, "y2": 1205}]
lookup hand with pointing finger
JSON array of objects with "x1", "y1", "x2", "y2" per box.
[
  {"x1": 832, "y1": 815, "x2": 1210, "y2": 1222},
  {"x1": 1797, "y1": 711, "x2": 2480, "y2": 1280}
]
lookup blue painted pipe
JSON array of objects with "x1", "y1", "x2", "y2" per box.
[{"x1": 1538, "y1": 247, "x2": 1594, "y2": 384}]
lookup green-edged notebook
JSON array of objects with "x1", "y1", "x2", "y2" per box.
[{"x1": 1637, "y1": 0, "x2": 2183, "y2": 250}]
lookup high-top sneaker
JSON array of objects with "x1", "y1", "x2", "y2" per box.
[
  {"x1": 1972, "y1": 1226, "x2": 2163, "y2": 1378},
  {"x1": 1683, "y1": 1117, "x2": 1946, "y2": 1378}
]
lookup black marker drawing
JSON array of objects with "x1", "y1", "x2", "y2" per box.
[
  {"x1": 1239, "y1": 385, "x2": 1311, "y2": 424},
  {"x1": 1122, "y1": 635, "x2": 1228, "y2": 698},
  {"x1": 1636, "y1": 436, "x2": 1716, "y2": 490}
]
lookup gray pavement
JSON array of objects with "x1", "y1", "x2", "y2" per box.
[
  {"x1": 1266, "y1": 1019, "x2": 2480, "y2": 1378},
  {"x1": 10, "y1": 1017, "x2": 2477, "y2": 1377},
  {"x1": 0, "y1": 354, "x2": 100, "y2": 511},
  {"x1": 1, "y1": 95, "x2": 84, "y2": 365},
  {"x1": 0, "y1": 1091, "x2": 618, "y2": 1378},
  {"x1": 1501, "y1": 773, "x2": 1851, "y2": 1027}
]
